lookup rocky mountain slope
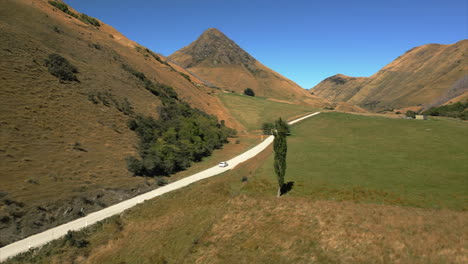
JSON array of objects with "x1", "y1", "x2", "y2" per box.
[
  {"x1": 0, "y1": 0, "x2": 240, "y2": 246},
  {"x1": 312, "y1": 40, "x2": 468, "y2": 111},
  {"x1": 169, "y1": 28, "x2": 327, "y2": 106}
]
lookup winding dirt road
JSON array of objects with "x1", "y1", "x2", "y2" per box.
[{"x1": 0, "y1": 112, "x2": 320, "y2": 262}]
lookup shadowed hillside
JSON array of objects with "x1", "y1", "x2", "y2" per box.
[
  {"x1": 312, "y1": 40, "x2": 468, "y2": 111},
  {"x1": 169, "y1": 28, "x2": 328, "y2": 106}
]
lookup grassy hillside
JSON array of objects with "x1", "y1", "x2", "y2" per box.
[
  {"x1": 0, "y1": 0, "x2": 241, "y2": 246},
  {"x1": 312, "y1": 40, "x2": 468, "y2": 111},
  {"x1": 218, "y1": 93, "x2": 318, "y2": 131},
  {"x1": 7, "y1": 113, "x2": 467, "y2": 263}
]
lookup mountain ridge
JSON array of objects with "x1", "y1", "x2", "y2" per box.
[{"x1": 312, "y1": 40, "x2": 468, "y2": 111}]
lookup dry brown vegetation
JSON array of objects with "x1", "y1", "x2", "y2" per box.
[
  {"x1": 6, "y1": 144, "x2": 467, "y2": 264},
  {"x1": 0, "y1": 0, "x2": 243, "y2": 245},
  {"x1": 312, "y1": 40, "x2": 468, "y2": 112}
]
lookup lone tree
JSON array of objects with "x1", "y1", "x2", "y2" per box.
[
  {"x1": 243, "y1": 88, "x2": 255, "y2": 97},
  {"x1": 273, "y1": 118, "x2": 288, "y2": 197}
]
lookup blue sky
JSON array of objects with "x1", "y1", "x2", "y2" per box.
[{"x1": 66, "y1": 0, "x2": 467, "y2": 88}]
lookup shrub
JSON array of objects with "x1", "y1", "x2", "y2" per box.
[
  {"x1": 79, "y1": 14, "x2": 100, "y2": 27},
  {"x1": 126, "y1": 156, "x2": 144, "y2": 176},
  {"x1": 244, "y1": 88, "x2": 255, "y2": 96},
  {"x1": 64, "y1": 231, "x2": 89, "y2": 248},
  {"x1": 423, "y1": 101, "x2": 468, "y2": 120},
  {"x1": 88, "y1": 91, "x2": 134, "y2": 115},
  {"x1": 262, "y1": 122, "x2": 274, "y2": 135},
  {"x1": 52, "y1": 26, "x2": 62, "y2": 34},
  {"x1": 122, "y1": 64, "x2": 178, "y2": 100},
  {"x1": 48, "y1": 1, "x2": 70, "y2": 13},
  {"x1": 405, "y1": 110, "x2": 416, "y2": 118},
  {"x1": 156, "y1": 177, "x2": 167, "y2": 186},
  {"x1": 117, "y1": 98, "x2": 134, "y2": 115},
  {"x1": 48, "y1": 1, "x2": 100, "y2": 27},
  {"x1": 44, "y1": 53, "x2": 78, "y2": 82},
  {"x1": 179, "y1": 72, "x2": 191, "y2": 82},
  {"x1": 88, "y1": 43, "x2": 102, "y2": 50}
]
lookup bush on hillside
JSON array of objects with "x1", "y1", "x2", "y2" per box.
[
  {"x1": 179, "y1": 72, "x2": 191, "y2": 82},
  {"x1": 423, "y1": 102, "x2": 468, "y2": 120},
  {"x1": 122, "y1": 64, "x2": 178, "y2": 101},
  {"x1": 48, "y1": 1, "x2": 71, "y2": 14},
  {"x1": 405, "y1": 110, "x2": 417, "y2": 118},
  {"x1": 87, "y1": 91, "x2": 134, "y2": 115},
  {"x1": 44, "y1": 53, "x2": 78, "y2": 82},
  {"x1": 79, "y1": 14, "x2": 100, "y2": 27},
  {"x1": 244, "y1": 88, "x2": 255, "y2": 97},
  {"x1": 48, "y1": 1, "x2": 100, "y2": 27}
]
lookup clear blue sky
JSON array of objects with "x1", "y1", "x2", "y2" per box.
[{"x1": 66, "y1": 0, "x2": 467, "y2": 88}]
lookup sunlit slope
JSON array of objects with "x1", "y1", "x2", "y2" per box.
[{"x1": 313, "y1": 40, "x2": 468, "y2": 111}]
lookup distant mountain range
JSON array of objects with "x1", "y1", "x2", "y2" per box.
[{"x1": 312, "y1": 40, "x2": 468, "y2": 111}]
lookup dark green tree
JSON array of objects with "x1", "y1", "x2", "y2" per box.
[
  {"x1": 273, "y1": 118, "x2": 288, "y2": 197},
  {"x1": 261, "y1": 122, "x2": 274, "y2": 135},
  {"x1": 243, "y1": 88, "x2": 255, "y2": 96},
  {"x1": 405, "y1": 110, "x2": 417, "y2": 118}
]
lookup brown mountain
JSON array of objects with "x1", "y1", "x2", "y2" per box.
[
  {"x1": 169, "y1": 28, "x2": 326, "y2": 106},
  {"x1": 312, "y1": 40, "x2": 468, "y2": 111},
  {"x1": 0, "y1": 0, "x2": 243, "y2": 245}
]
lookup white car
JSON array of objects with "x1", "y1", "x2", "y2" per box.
[{"x1": 218, "y1": 161, "x2": 228, "y2": 168}]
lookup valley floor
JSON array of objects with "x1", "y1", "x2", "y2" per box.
[{"x1": 5, "y1": 112, "x2": 467, "y2": 263}]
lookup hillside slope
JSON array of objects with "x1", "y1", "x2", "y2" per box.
[
  {"x1": 312, "y1": 40, "x2": 468, "y2": 111},
  {"x1": 0, "y1": 0, "x2": 241, "y2": 246},
  {"x1": 169, "y1": 28, "x2": 328, "y2": 106}
]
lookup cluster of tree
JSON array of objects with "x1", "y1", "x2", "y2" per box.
[
  {"x1": 122, "y1": 64, "x2": 236, "y2": 177},
  {"x1": 423, "y1": 102, "x2": 468, "y2": 120},
  {"x1": 126, "y1": 103, "x2": 236, "y2": 176}
]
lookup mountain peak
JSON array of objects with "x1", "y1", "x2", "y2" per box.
[
  {"x1": 169, "y1": 28, "x2": 257, "y2": 71},
  {"x1": 202, "y1": 27, "x2": 224, "y2": 36}
]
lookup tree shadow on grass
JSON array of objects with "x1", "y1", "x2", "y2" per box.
[{"x1": 280, "y1": 181, "x2": 295, "y2": 196}]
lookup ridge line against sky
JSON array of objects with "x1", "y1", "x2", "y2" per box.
[{"x1": 65, "y1": 0, "x2": 467, "y2": 88}]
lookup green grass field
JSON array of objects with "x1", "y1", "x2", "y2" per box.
[
  {"x1": 6, "y1": 112, "x2": 468, "y2": 264},
  {"x1": 218, "y1": 93, "x2": 317, "y2": 131},
  {"x1": 245, "y1": 112, "x2": 468, "y2": 210}
]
